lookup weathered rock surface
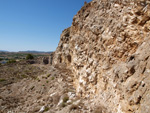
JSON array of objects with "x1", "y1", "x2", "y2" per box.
[
  {"x1": 53, "y1": 0, "x2": 150, "y2": 113},
  {"x1": 1, "y1": 0, "x2": 150, "y2": 113}
]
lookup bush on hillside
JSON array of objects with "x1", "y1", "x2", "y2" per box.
[
  {"x1": 26, "y1": 54, "x2": 34, "y2": 60},
  {"x1": 7, "y1": 59, "x2": 16, "y2": 64}
]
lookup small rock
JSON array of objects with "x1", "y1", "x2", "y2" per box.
[{"x1": 39, "y1": 106, "x2": 45, "y2": 113}]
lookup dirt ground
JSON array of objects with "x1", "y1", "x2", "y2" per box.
[{"x1": 0, "y1": 63, "x2": 89, "y2": 113}]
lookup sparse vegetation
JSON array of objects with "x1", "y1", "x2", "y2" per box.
[
  {"x1": 63, "y1": 96, "x2": 69, "y2": 103},
  {"x1": 61, "y1": 102, "x2": 66, "y2": 107},
  {"x1": 36, "y1": 77, "x2": 40, "y2": 82},
  {"x1": 0, "y1": 62, "x2": 44, "y2": 88},
  {"x1": 0, "y1": 52, "x2": 50, "y2": 62},
  {"x1": 30, "y1": 86, "x2": 35, "y2": 90},
  {"x1": 7, "y1": 59, "x2": 16, "y2": 64},
  {"x1": 44, "y1": 106, "x2": 49, "y2": 112},
  {"x1": 21, "y1": 74, "x2": 27, "y2": 78},
  {"x1": 42, "y1": 76, "x2": 47, "y2": 79},
  {"x1": 47, "y1": 74, "x2": 51, "y2": 77},
  {"x1": 0, "y1": 79, "x2": 6, "y2": 82},
  {"x1": 51, "y1": 76, "x2": 55, "y2": 80}
]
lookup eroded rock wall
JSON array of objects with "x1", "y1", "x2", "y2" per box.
[{"x1": 53, "y1": 0, "x2": 150, "y2": 112}]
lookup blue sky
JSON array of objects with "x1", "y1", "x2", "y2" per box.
[{"x1": 0, "y1": 0, "x2": 91, "y2": 52}]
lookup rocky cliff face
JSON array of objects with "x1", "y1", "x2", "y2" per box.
[{"x1": 53, "y1": 0, "x2": 150, "y2": 113}]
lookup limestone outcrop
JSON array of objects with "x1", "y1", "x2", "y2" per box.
[{"x1": 53, "y1": 0, "x2": 150, "y2": 113}]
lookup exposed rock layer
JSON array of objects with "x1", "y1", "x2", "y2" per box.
[{"x1": 53, "y1": 0, "x2": 150, "y2": 113}]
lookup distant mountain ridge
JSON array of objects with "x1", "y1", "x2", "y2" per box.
[
  {"x1": 0, "y1": 50, "x2": 52, "y2": 54},
  {"x1": 0, "y1": 50, "x2": 9, "y2": 52},
  {"x1": 18, "y1": 50, "x2": 52, "y2": 54},
  {"x1": 0, "y1": 50, "x2": 53, "y2": 53}
]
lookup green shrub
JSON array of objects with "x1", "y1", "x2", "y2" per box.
[
  {"x1": 21, "y1": 74, "x2": 27, "y2": 78},
  {"x1": 63, "y1": 96, "x2": 69, "y2": 103},
  {"x1": 30, "y1": 86, "x2": 35, "y2": 90},
  {"x1": 61, "y1": 102, "x2": 66, "y2": 107},
  {"x1": 51, "y1": 76, "x2": 55, "y2": 80},
  {"x1": 7, "y1": 59, "x2": 16, "y2": 64},
  {"x1": 0, "y1": 79, "x2": 6, "y2": 82},
  {"x1": 36, "y1": 77, "x2": 40, "y2": 82},
  {"x1": 44, "y1": 106, "x2": 49, "y2": 112},
  {"x1": 0, "y1": 58, "x2": 3, "y2": 61},
  {"x1": 47, "y1": 74, "x2": 51, "y2": 77},
  {"x1": 26, "y1": 54, "x2": 34, "y2": 60}
]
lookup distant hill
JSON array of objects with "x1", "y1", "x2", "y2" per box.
[
  {"x1": 0, "y1": 50, "x2": 52, "y2": 54},
  {"x1": 18, "y1": 50, "x2": 52, "y2": 54},
  {"x1": 0, "y1": 50, "x2": 9, "y2": 52}
]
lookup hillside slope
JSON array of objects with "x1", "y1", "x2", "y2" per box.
[{"x1": 53, "y1": 0, "x2": 150, "y2": 113}]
